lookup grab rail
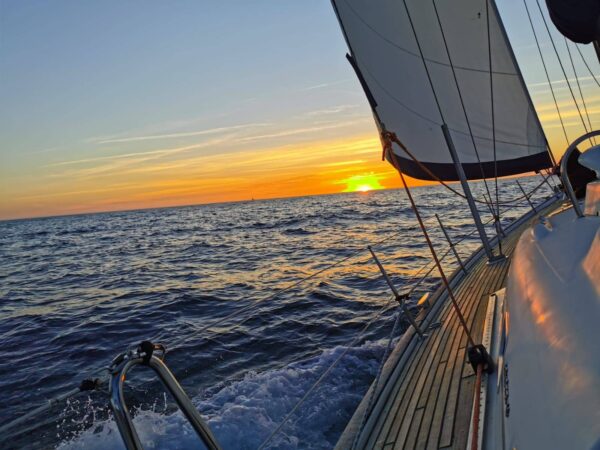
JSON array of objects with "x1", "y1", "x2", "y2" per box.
[
  {"x1": 559, "y1": 130, "x2": 600, "y2": 217},
  {"x1": 109, "y1": 341, "x2": 221, "y2": 450}
]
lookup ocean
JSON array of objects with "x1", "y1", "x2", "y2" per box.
[{"x1": 0, "y1": 177, "x2": 554, "y2": 449}]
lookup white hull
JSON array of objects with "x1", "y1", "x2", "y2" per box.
[{"x1": 486, "y1": 206, "x2": 600, "y2": 449}]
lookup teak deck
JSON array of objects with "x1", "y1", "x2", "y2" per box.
[{"x1": 337, "y1": 199, "x2": 561, "y2": 450}]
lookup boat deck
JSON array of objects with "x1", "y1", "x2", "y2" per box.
[{"x1": 337, "y1": 199, "x2": 561, "y2": 450}]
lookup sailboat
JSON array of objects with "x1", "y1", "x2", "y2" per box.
[
  {"x1": 0, "y1": 1, "x2": 598, "y2": 449},
  {"x1": 329, "y1": 0, "x2": 600, "y2": 449}
]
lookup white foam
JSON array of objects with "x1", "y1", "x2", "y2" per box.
[{"x1": 57, "y1": 339, "x2": 385, "y2": 449}]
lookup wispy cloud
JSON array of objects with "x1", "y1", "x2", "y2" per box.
[
  {"x1": 319, "y1": 159, "x2": 366, "y2": 167},
  {"x1": 30, "y1": 146, "x2": 62, "y2": 154},
  {"x1": 47, "y1": 148, "x2": 178, "y2": 167},
  {"x1": 47, "y1": 137, "x2": 229, "y2": 178},
  {"x1": 238, "y1": 120, "x2": 366, "y2": 143},
  {"x1": 300, "y1": 79, "x2": 352, "y2": 91},
  {"x1": 93, "y1": 122, "x2": 270, "y2": 145},
  {"x1": 528, "y1": 75, "x2": 598, "y2": 90},
  {"x1": 304, "y1": 104, "x2": 359, "y2": 117}
]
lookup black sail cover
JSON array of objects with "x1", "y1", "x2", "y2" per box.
[{"x1": 332, "y1": 0, "x2": 553, "y2": 180}]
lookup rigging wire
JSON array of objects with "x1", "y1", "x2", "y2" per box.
[
  {"x1": 0, "y1": 222, "x2": 450, "y2": 439},
  {"x1": 430, "y1": 0, "x2": 495, "y2": 206},
  {"x1": 0, "y1": 184, "x2": 551, "y2": 441},
  {"x1": 485, "y1": 0, "x2": 503, "y2": 255},
  {"x1": 384, "y1": 138, "x2": 476, "y2": 346},
  {"x1": 400, "y1": 0, "x2": 539, "y2": 209},
  {"x1": 257, "y1": 294, "x2": 397, "y2": 450},
  {"x1": 575, "y1": 44, "x2": 600, "y2": 88},
  {"x1": 1, "y1": 7, "x2": 568, "y2": 442},
  {"x1": 385, "y1": 130, "x2": 554, "y2": 206},
  {"x1": 351, "y1": 305, "x2": 404, "y2": 450},
  {"x1": 401, "y1": 0, "x2": 444, "y2": 121},
  {"x1": 534, "y1": 0, "x2": 593, "y2": 145},
  {"x1": 564, "y1": 38, "x2": 597, "y2": 145},
  {"x1": 159, "y1": 229, "x2": 405, "y2": 349},
  {"x1": 522, "y1": 0, "x2": 570, "y2": 146},
  {"x1": 0, "y1": 230, "x2": 396, "y2": 438},
  {"x1": 339, "y1": 0, "x2": 516, "y2": 77}
]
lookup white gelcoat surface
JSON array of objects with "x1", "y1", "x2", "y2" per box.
[{"x1": 504, "y1": 207, "x2": 600, "y2": 449}]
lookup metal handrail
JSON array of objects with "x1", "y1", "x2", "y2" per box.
[
  {"x1": 559, "y1": 129, "x2": 600, "y2": 217},
  {"x1": 109, "y1": 342, "x2": 221, "y2": 450}
]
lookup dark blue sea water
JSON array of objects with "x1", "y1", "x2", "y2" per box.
[{"x1": 0, "y1": 177, "x2": 555, "y2": 449}]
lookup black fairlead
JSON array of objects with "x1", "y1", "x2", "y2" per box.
[
  {"x1": 138, "y1": 341, "x2": 155, "y2": 365},
  {"x1": 467, "y1": 344, "x2": 495, "y2": 374}
]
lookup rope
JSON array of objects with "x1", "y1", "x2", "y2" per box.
[
  {"x1": 255, "y1": 184, "x2": 552, "y2": 449},
  {"x1": 255, "y1": 185, "x2": 555, "y2": 449},
  {"x1": 575, "y1": 44, "x2": 600, "y2": 88},
  {"x1": 257, "y1": 295, "x2": 396, "y2": 450},
  {"x1": 385, "y1": 138, "x2": 476, "y2": 348},
  {"x1": 522, "y1": 0, "x2": 570, "y2": 146},
  {"x1": 470, "y1": 363, "x2": 484, "y2": 450}
]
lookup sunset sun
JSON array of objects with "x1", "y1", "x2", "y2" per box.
[{"x1": 341, "y1": 173, "x2": 385, "y2": 193}]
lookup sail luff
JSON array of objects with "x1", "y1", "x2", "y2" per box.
[{"x1": 331, "y1": 0, "x2": 386, "y2": 135}]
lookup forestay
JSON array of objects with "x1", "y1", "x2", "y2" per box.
[{"x1": 332, "y1": 0, "x2": 553, "y2": 180}]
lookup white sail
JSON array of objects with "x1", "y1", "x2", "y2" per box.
[{"x1": 332, "y1": 0, "x2": 553, "y2": 180}]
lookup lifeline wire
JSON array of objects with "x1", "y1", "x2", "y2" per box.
[{"x1": 257, "y1": 295, "x2": 397, "y2": 450}]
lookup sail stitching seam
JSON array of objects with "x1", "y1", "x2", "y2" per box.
[
  {"x1": 339, "y1": 0, "x2": 518, "y2": 77},
  {"x1": 430, "y1": 0, "x2": 495, "y2": 206}
]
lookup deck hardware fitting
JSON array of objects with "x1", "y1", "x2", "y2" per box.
[{"x1": 109, "y1": 341, "x2": 221, "y2": 450}]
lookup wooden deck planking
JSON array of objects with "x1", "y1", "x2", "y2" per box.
[
  {"x1": 425, "y1": 257, "x2": 509, "y2": 449},
  {"x1": 372, "y1": 257, "x2": 489, "y2": 448},
  {"x1": 438, "y1": 236, "x2": 516, "y2": 449},
  {"x1": 353, "y1": 201, "x2": 558, "y2": 450},
  {"x1": 370, "y1": 265, "x2": 483, "y2": 448},
  {"x1": 412, "y1": 255, "x2": 500, "y2": 450}
]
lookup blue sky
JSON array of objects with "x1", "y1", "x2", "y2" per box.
[{"x1": 1, "y1": 0, "x2": 598, "y2": 219}]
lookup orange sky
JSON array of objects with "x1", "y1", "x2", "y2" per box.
[
  {"x1": 1, "y1": 100, "x2": 597, "y2": 221},
  {"x1": 2, "y1": 88, "x2": 598, "y2": 221},
  {"x1": 1, "y1": 2, "x2": 598, "y2": 221},
  {"x1": 0, "y1": 129, "x2": 433, "y2": 220}
]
